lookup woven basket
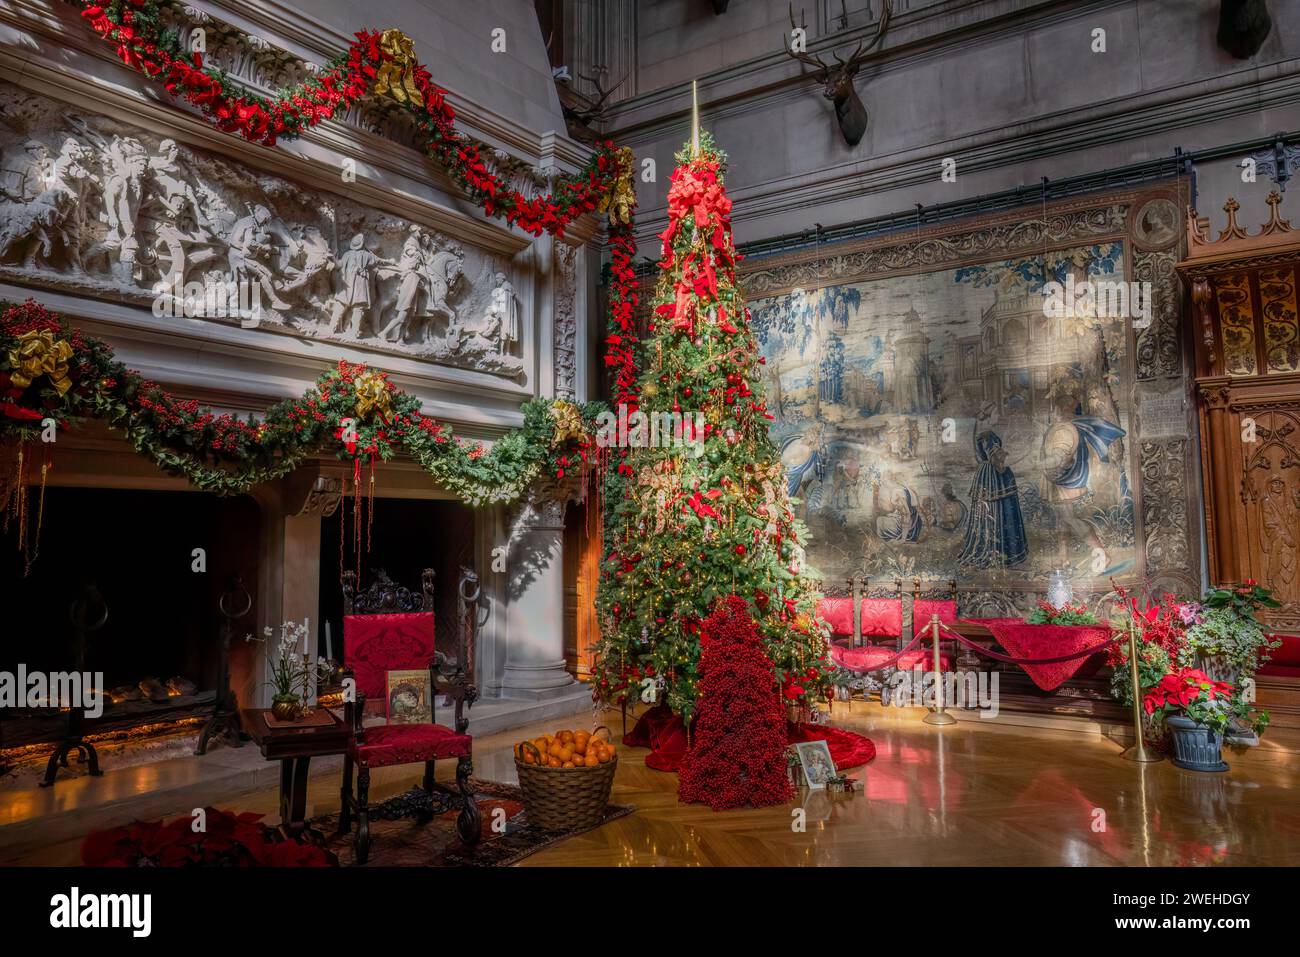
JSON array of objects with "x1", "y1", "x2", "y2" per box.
[{"x1": 514, "y1": 727, "x2": 618, "y2": 832}]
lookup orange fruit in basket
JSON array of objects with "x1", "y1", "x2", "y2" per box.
[
  {"x1": 549, "y1": 740, "x2": 565, "y2": 757},
  {"x1": 562, "y1": 761, "x2": 575, "y2": 768},
  {"x1": 584, "y1": 751, "x2": 600, "y2": 768},
  {"x1": 558, "y1": 747, "x2": 573, "y2": 763},
  {"x1": 560, "y1": 730, "x2": 575, "y2": 743},
  {"x1": 523, "y1": 750, "x2": 536, "y2": 765},
  {"x1": 547, "y1": 756, "x2": 562, "y2": 768}
]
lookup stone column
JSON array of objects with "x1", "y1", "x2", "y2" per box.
[{"x1": 500, "y1": 495, "x2": 574, "y2": 697}]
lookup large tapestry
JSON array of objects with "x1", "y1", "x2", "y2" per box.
[{"x1": 742, "y1": 189, "x2": 1200, "y2": 610}]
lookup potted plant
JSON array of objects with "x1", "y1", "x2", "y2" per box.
[
  {"x1": 1105, "y1": 586, "x2": 1193, "y2": 744},
  {"x1": 1180, "y1": 580, "x2": 1281, "y2": 686},
  {"x1": 1142, "y1": 667, "x2": 1241, "y2": 771},
  {"x1": 246, "y1": 620, "x2": 328, "y2": 721}
]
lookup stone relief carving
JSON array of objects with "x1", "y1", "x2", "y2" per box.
[
  {"x1": 554, "y1": 242, "x2": 578, "y2": 399},
  {"x1": 0, "y1": 86, "x2": 526, "y2": 380}
]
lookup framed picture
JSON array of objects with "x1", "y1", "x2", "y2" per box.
[
  {"x1": 794, "y1": 740, "x2": 837, "y2": 790},
  {"x1": 386, "y1": 669, "x2": 432, "y2": 724}
]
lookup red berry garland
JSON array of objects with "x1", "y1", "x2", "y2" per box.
[{"x1": 677, "y1": 597, "x2": 794, "y2": 811}]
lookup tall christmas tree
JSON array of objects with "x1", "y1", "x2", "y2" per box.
[{"x1": 595, "y1": 123, "x2": 827, "y2": 722}]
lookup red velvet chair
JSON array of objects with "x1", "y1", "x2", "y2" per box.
[
  {"x1": 823, "y1": 582, "x2": 907, "y2": 698},
  {"x1": 338, "y1": 569, "x2": 479, "y2": 864}
]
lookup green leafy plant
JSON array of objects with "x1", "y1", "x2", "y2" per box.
[
  {"x1": 1178, "y1": 605, "x2": 1281, "y2": 681},
  {"x1": 1026, "y1": 600, "x2": 1100, "y2": 626}
]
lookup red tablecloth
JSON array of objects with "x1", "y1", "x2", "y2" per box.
[
  {"x1": 624, "y1": 704, "x2": 875, "y2": 773},
  {"x1": 962, "y1": 617, "x2": 1115, "y2": 691}
]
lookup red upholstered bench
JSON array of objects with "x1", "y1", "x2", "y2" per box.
[{"x1": 828, "y1": 643, "x2": 954, "y2": 671}]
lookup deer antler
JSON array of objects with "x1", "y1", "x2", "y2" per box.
[
  {"x1": 833, "y1": 0, "x2": 892, "y2": 75},
  {"x1": 783, "y1": 4, "x2": 830, "y2": 74},
  {"x1": 567, "y1": 66, "x2": 629, "y2": 123}
]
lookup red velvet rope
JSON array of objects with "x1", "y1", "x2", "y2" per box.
[
  {"x1": 834, "y1": 632, "x2": 927, "y2": 672},
  {"x1": 937, "y1": 623, "x2": 1118, "y2": 665}
]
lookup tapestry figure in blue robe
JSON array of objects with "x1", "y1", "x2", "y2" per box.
[{"x1": 959, "y1": 430, "x2": 1029, "y2": 567}]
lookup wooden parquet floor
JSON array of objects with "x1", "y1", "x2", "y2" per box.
[{"x1": 6, "y1": 702, "x2": 1298, "y2": 866}]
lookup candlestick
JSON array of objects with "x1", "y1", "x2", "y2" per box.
[{"x1": 325, "y1": 620, "x2": 334, "y2": 662}]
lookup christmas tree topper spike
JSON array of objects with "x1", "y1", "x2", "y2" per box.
[{"x1": 691, "y1": 79, "x2": 700, "y2": 157}]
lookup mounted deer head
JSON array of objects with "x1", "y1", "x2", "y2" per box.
[
  {"x1": 559, "y1": 66, "x2": 629, "y2": 142},
  {"x1": 783, "y1": 1, "x2": 891, "y2": 148},
  {"x1": 1217, "y1": 0, "x2": 1271, "y2": 59}
]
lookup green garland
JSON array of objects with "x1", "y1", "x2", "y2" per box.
[{"x1": 2, "y1": 300, "x2": 600, "y2": 503}]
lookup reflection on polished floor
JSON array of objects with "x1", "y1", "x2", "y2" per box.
[{"x1": 4, "y1": 702, "x2": 1298, "y2": 866}]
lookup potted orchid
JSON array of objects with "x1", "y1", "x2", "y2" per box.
[
  {"x1": 246, "y1": 620, "x2": 330, "y2": 721},
  {"x1": 1142, "y1": 667, "x2": 1242, "y2": 771}
]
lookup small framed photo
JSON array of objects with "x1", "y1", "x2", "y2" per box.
[
  {"x1": 386, "y1": 669, "x2": 432, "y2": 724},
  {"x1": 794, "y1": 740, "x2": 837, "y2": 790}
]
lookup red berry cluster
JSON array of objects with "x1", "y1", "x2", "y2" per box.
[{"x1": 677, "y1": 596, "x2": 794, "y2": 811}]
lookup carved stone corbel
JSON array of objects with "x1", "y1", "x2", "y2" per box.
[{"x1": 285, "y1": 470, "x2": 344, "y2": 517}]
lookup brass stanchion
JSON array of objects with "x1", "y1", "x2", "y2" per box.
[
  {"x1": 922, "y1": 613, "x2": 956, "y2": 726},
  {"x1": 1121, "y1": 619, "x2": 1162, "y2": 762}
]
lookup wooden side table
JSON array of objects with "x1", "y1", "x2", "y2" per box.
[{"x1": 241, "y1": 708, "x2": 349, "y2": 837}]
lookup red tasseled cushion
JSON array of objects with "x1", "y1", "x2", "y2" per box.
[
  {"x1": 1260, "y1": 634, "x2": 1300, "y2": 676},
  {"x1": 897, "y1": 650, "x2": 954, "y2": 671},
  {"x1": 818, "y1": 598, "x2": 857, "y2": 637},
  {"x1": 913, "y1": 600, "x2": 958, "y2": 632},
  {"x1": 860, "y1": 598, "x2": 902, "y2": 638},
  {"x1": 349, "y1": 722, "x2": 471, "y2": 768}
]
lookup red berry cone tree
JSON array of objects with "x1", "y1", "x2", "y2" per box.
[
  {"x1": 678, "y1": 596, "x2": 794, "y2": 810},
  {"x1": 594, "y1": 132, "x2": 828, "y2": 722}
]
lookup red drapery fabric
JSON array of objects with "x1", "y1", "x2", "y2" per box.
[
  {"x1": 963, "y1": 617, "x2": 1111, "y2": 691},
  {"x1": 624, "y1": 704, "x2": 875, "y2": 773}
]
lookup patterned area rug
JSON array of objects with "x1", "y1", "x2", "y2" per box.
[{"x1": 311, "y1": 780, "x2": 636, "y2": 867}]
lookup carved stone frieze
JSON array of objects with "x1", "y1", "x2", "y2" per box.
[
  {"x1": 554, "y1": 242, "x2": 578, "y2": 399},
  {"x1": 0, "y1": 85, "x2": 527, "y2": 380}
]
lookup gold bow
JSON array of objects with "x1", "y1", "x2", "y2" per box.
[
  {"x1": 354, "y1": 372, "x2": 392, "y2": 421},
  {"x1": 8, "y1": 329, "x2": 74, "y2": 395},
  {"x1": 598, "y1": 147, "x2": 636, "y2": 226},
  {"x1": 374, "y1": 29, "x2": 424, "y2": 107},
  {"x1": 549, "y1": 400, "x2": 587, "y2": 447}
]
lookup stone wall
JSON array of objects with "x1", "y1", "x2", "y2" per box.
[{"x1": 600, "y1": 0, "x2": 1300, "y2": 245}]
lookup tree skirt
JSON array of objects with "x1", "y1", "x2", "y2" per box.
[
  {"x1": 312, "y1": 782, "x2": 636, "y2": 866},
  {"x1": 624, "y1": 704, "x2": 875, "y2": 773}
]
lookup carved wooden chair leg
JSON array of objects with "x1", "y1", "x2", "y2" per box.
[
  {"x1": 455, "y1": 755, "x2": 480, "y2": 845},
  {"x1": 355, "y1": 766, "x2": 372, "y2": 864},
  {"x1": 337, "y1": 754, "x2": 354, "y2": 834}
]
